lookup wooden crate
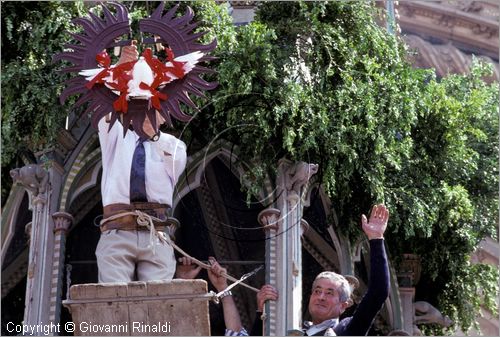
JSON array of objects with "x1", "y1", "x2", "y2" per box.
[{"x1": 63, "y1": 280, "x2": 211, "y2": 336}]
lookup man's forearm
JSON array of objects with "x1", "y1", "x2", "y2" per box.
[
  {"x1": 368, "y1": 239, "x2": 390, "y2": 298},
  {"x1": 221, "y1": 295, "x2": 244, "y2": 333}
]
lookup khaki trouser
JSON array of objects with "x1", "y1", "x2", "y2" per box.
[{"x1": 95, "y1": 229, "x2": 175, "y2": 282}]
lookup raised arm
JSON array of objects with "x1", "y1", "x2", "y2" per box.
[{"x1": 340, "y1": 204, "x2": 390, "y2": 336}]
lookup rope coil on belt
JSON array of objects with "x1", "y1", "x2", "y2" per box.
[{"x1": 100, "y1": 210, "x2": 260, "y2": 293}]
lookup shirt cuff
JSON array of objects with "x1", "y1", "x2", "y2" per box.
[{"x1": 224, "y1": 327, "x2": 249, "y2": 336}]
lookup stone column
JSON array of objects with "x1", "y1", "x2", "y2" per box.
[
  {"x1": 34, "y1": 149, "x2": 66, "y2": 333},
  {"x1": 258, "y1": 207, "x2": 280, "y2": 336},
  {"x1": 11, "y1": 164, "x2": 53, "y2": 330},
  {"x1": 259, "y1": 159, "x2": 318, "y2": 335},
  {"x1": 48, "y1": 212, "x2": 73, "y2": 333},
  {"x1": 397, "y1": 254, "x2": 422, "y2": 335},
  {"x1": 14, "y1": 147, "x2": 67, "y2": 335},
  {"x1": 398, "y1": 287, "x2": 416, "y2": 334}
]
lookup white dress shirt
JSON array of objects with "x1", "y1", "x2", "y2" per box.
[{"x1": 98, "y1": 118, "x2": 187, "y2": 206}]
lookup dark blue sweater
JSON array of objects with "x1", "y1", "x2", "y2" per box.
[
  {"x1": 251, "y1": 239, "x2": 390, "y2": 336},
  {"x1": 333, "y1": 239, "x2": 390, "y2": 336}
]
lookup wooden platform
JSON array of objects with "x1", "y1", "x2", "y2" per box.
[{"x1": 63, "y1": 279, "x2": 211, "y2": 336}]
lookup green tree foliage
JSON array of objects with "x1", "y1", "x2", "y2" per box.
[
  {"x1": 190, "y1": 2, "x2": 498, "y2": 334},
  {"x1": 1, "y1": 1, "x2": 497, "y2": 334},
  {"x1": 1, "y1": 1, "x2": 86, "y2": 201}
]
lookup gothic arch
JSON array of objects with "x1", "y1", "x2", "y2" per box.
[
  {"x1": 66, "y1": 149, "x2": 102, "y2": 213},
  {"x1": 172, "y1": 141, "x2": 270, "y2": 334},
  {"x1": 404, "y1": 34, "x2": 499, "y2": 81},
  {"x1": 58, "y1": 134, "x2": 100, "y2": 212},
  {"x1": 174, "y1": 139, "x2": 275, "y2": 210},
  {"x1": 1, "y1": 186, "x2": 31, "y2": 299},
  {"x1": 1, "y1": 186, "x2": 30, "y2": 263}
]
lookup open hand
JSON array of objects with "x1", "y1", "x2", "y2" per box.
[{"x1": 361, "y1": 204, "x2": 389, "y2": 240}]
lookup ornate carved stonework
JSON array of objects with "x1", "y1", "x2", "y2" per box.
[
  {"x1": 285, "y1": 162, "x2": 319, "y2": 193},
  {"x1": 51, "y1": 212, "x2": 74, "y2": 234},
  {"x1": 404, "y1": 34, "x2": 499, "y2": 81},
  {"x1": 10, "y1": 164, "x2": 49, "y2": 198},
  {"x1": 394, "y1": 1, "x2": 499, "y2": 60},
  {"x1": 450, "y1": 1, "x2": 498, "y2": 19},
  {"x1": 258, "y1": 208, "x2": 281, "y2": 231}
]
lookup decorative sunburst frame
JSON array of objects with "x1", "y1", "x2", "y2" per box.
[{"x1": 54, "y1": 2, "x2": 217, "y2": 139}]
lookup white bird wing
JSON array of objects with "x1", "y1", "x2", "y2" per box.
[
  {"x1": 78, "y1": 68, "x2": 103, "y2": 81},
  {"x1": 79, "y1": 65, "x2": 116, "y2": 83},
  {"x1": 164, "y1": 51, "x2": 204, "y2": 80},
  {"x1": 173, "y1": 50, "x2": 204, "y2": 73}
]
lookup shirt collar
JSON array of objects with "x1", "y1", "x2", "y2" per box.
[{"x1": 303, "y1": 318, "x2": 339, "y2": 336}]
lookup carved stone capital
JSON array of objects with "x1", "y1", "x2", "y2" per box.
[
  {"x1": 284, "y1": 161, "x2": 319, "y2": 194},
  {"x1": 52, "y1": 212, "x2": 74, "y2": 234},
  {"x1": 10, "y1": 164, "x2": 49, "y2": 198},
  {"x1": 258, "y1": 208, "x2": 281, "y2": 231}
]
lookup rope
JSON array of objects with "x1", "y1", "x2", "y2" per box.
[
  {"x1": 215, "y1": 265, "x2": 263, "y2": 298},
  {"x1": 100, "y1": 211, "x2": 260, "y2": 293}
]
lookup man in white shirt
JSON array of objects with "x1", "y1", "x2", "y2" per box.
[{"x1": 95, "y1": 44, "x2": 187, "y2": 282}]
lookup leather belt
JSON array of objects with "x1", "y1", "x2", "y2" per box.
[
  {"x1": 100, "y1": 218, "x2": 167, "y2": 233},
  {"x1": 100, "y1": 202, "x2": 172, "y2": 233},
  {"x1": 103, "y1": 202, "x2": 169, "y2": 218}
]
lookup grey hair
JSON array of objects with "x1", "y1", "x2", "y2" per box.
[{"x1": 312, "y1": 271, "x2": 352, "y2": 302}]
